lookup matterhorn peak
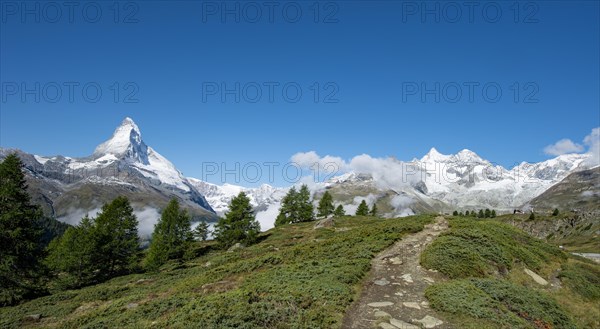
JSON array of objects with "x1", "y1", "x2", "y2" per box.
[{"x1": 93, "y1": 117, "x2": 149, "y2": 164}]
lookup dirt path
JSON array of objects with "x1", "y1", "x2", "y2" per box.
[{"x1": 342, "y1": 217, "x2": 451, "y2": 329}]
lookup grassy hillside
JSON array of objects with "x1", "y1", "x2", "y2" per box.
[
  {"x1": 421, "y1": 217, "x2": 600, "y2": 329},
  {"x1": 496, "y1": 212, "x2": 600, "y2": 253},
  {"x1": 0, "y1": 215, "x2": 433, "y2": 328}
]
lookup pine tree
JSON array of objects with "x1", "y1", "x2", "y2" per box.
[
  {"x1": 529, "y1": 212, "x2": 535, "y2": 220},
  {"x1": 478, "y1": 209, "x2": 484, "y2": 218},
  {"x1": 275, "y1": 187, "x2": 297, "y2": 226},
  {"x1": 93, "y1": 196, "x2": 139, "y2": 278},
  {"x1": 46, "y1": 216, "x2": 96, "y2": 289},
  {"x1": 484, "y1": 209, "x2": 491, "y2": 218},
  {"x1": 297, "y1": 185, "x2": 314, "y2": 222},
  {"x1": 194, "y1": 220, "x2": 210, "y2": 241},
  {"x1": 214, "y1": 192, "x2": 260, "y2": 248},
  {"x1": 334, "y1": 204, "x2": 345, "y2": 217},
  {"x1": 369, "y1": 203, "x2": 378, "y2": 217},
  {"x1": 465, "y1": 210, "x2": 470, "y2": 216},
  {"x1": 317, "y1": 191, "x2": 334, "y2": 217},
  {"x1": 459, "y1": 212, "x2": 464, "y2": 217},
  {"x1": 356, "y1": 200, "x2": 369, "y2": 216},
  {"x1": 552, "y1": 208, "x2": 559, "y2": 216},
  {"x1": 452, "y1": 210, "x2": 459, "y2": 216},
  {"x1": 491, "y1": 210, "x2": 496, "y2": 218},
  {"x1": 145, "y1": 199, "x2": 192, "y2": 270},
  {"x1": 471, "y1": 211, "x2": 477, "y2": 217},
  {"x1": 0, "y1": 153, "x2": 45, "y2": 305},
  {"x1": 276, "y1": 185, "x2": 314, "y2": 225}
]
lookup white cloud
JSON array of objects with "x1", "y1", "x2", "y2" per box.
[
  {"x1": 57, "y1": 206, "x2": 161, "y2": 239},
  {"x1": 290, "y1": 152, "x2": 423, "y2": 193},
  {"x1": 542, "y1": 127, "x2": 600, "y2": 166},
  {"x1": 390, "y1": 195, "x2": 415, "y2": 217},
  {"x1": 543, "y1": 139, "x2": 584, "y2": 156},
  {"x1": 581, "y1": 190, "x2": 598, "y2": 198},
  {"x1": 135, "y1": 207, "x2": 161, "y2": 239},
  {"x1": 255, "y1": 202, "x2": 280, "y2": 231},
  {"x1": 57, "y1": 207, "x2": 102, "y2": 226},
  {"x1": 583, "y1": 127, "x2": 600, "y2": 166},
  {"x1": 349, "y1": 154, "x2": 422, "y2": 191},
  {"x1": 291, "y1": 151, "x2": 347, "y2": 178}
]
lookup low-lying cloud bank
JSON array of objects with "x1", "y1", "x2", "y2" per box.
[{"x1": 58, "y1": 206, "x2": 161, "y2": 239}]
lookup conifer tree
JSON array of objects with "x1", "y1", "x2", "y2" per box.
[
  {"x1": 552, "y1": 208, "x2": 559, "y2": 216},
  {"x1": 275, "y1": 187, "x2": 297, "y2": 226},
  {"x1": 334, "y1": 204, "x2": 345, "y2": 217},
  {"x1": 297, "y1": 185, "x2": 314, "y2": 222},
  {"x1": 356, "y1": 200, "x2": 369, "y2": 216},
  {"x1": 465, "y1": 210, "x2": 470, "y2": 216},
  {"x1": 275, "y1": 185, "x2": 314, "y2": 225},
  {"x1": 453, "y1": 210, "x2": 459, "y2": 216},
  {"x1": 145, "y1": 199, "x2": 192, "y2": 270},
  {"x1": 369, "y1": 203, "x2": 378, "y2": 217},
  {"x1": 214, "y1": 192, "x2": 260, "y2": 248},
  {"x1": 93, "y1": 196, "x2": 139, "y2": 278},
  {"x1": 0, "y1": 154, "x2": 45, "y2": 305},
  {"x1": 484, "y1": 209, "x2": 491, "y2": 218},
  {"x1": 491, "y1": 210, "x2": 496, "y2": 218},
  {"x1": 317, "y1": 191, "x2": 334, "y2": 217},
  {"x1": 46, "y1": 216, "x2": 96, "y2": 289},
  {"x1": 478, "y1": 209, "x2": 484, "y2": 218},
  {"x1": 194, "y1": 220, "x2": 210, "y2": 241}
]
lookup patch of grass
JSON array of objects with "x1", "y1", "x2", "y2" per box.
[
  {"x1": 420, "y1": 218, "x2": 565, "y2": 279},
  {"x1": 422, "y1": 217, "x2": 600, "y2": 329},
  {"x1": 0, "y1": 215, "x2": 434, "y2": 328},
  {"x1": 559, "y1": 259, "x2": 600, "y2": 300},
  {"x1": 425, "y1": 278, "x2": 577, "y2": 329}
]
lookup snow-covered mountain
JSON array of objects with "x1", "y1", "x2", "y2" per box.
[
  {"x1": 410, "y1": 147, "x2": 592, "y2": 210},
  {"x1": 1, "y1": 117, "x2": 596, "y2": 232},
  {"x1": 0, "y1": 118, "x2": 217, "y2": 230},
  {"x1": 187, "y1": 178, "x2": 288, "y2": 216}
]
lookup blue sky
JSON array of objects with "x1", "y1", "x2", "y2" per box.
[{"x1": 1, "y1": 0, "x2": 599, "y2": 186}]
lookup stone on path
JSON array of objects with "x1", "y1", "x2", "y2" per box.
[
  {"x1": 374, "y1": 278, "x2": 390, "y2": 286},
  {"x1": 389, "y1": 257, "x2": 403, "y2": 265},
  {"x1": 524, "y1": 268, "x2": 548, "y2": 285},
  {"x1": 402, "y1": 302, "x2": 421, "y2": 310},
  {"x1": 379, "y1": 323, "x2": 397, "y2": 329},
  {"x1": 400, "y1": 274, "x2": 413, "y2": 283},
  {"x1": 368, "y1": 301, "x2": 394, "y2": 307},
  {"x1": 374, "y1": 310, "x2": 391, "y2": 318},
  {"x1": 390, "y1": 318, "x2": 420, "y2": 329},
  {"x1": 423, "y1": 277, "x2": 435, "y2": 284},
  {"x1": 413, "y1": 315, "x2": 443, "y2": 328}
]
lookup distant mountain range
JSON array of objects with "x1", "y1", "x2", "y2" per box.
[{"x1": 1, "y1": 117, "x2": 597, "y2": 232}]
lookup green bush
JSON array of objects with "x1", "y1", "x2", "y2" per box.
[
  {"x1": 421, "y1": 219, "x2": 565, "y2": 279},
  {"x1": 426, "y1": 278, "x2": 577, "y2": 329},
  {"x1": 559, "y1": 261, "x2": 600, "y2": 300}
]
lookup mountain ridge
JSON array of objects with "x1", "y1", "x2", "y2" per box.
[{"x1": 1, "y1": 117, "x2": 597, "y2": 231}]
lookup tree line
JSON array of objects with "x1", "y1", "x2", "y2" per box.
[
  {"x1": 452, "y1": 209, "x2": 497, "y2": 218},
  {"x1": 275, "y1": 186, "x2": 377, "y2": 226}
]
